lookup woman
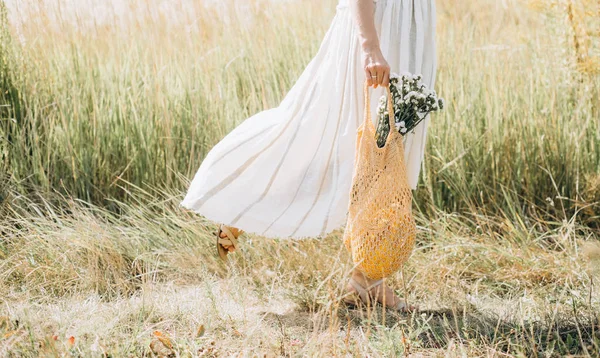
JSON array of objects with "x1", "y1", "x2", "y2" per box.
[{"x1": 181, "y1": 0, "x2": 436, "y2": 312}]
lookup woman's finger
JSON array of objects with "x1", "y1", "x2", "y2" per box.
[
  {"x1": 376, "y1": 67, "x2": 384, "y2": 87},
  {"x1": 370, "y1": 68, "x2": 379, "y2": 88},
  {"x1": 366, "y1": 69, "x2": 374, "y2": 87},
  {"x1": 382, "y1": 71, "x2": 390, "y2": 87}
]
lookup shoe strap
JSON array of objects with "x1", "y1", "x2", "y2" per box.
[
  {"x1": 349, "y1": 277, "x2": 384, "y2": 304},
  {"x1": 218, "y1": 238, "x2": 233, "y2": 246},
  {"x1": 219, "y1": 225, "x2": 238, "y2": 249}
]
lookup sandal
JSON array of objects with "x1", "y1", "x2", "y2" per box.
[
  {"x1": 215, "y1": 224, "x2": 243, "y2": 261},
  {"x1": 342, "y1": 277, "x2": 418, "y2": 313}
]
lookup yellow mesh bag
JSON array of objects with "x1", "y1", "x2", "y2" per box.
[{"x1": 343, "y1": 81, "x2": 417, "y2": 280}]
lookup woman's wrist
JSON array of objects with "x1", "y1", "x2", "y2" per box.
[{"x1": 361, "y1": 41, "x2": 382, "y2": 56}]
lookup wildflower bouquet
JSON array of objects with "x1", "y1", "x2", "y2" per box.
[{"x1": 375, "y1": 73, "x2": 444, "y2": 148}]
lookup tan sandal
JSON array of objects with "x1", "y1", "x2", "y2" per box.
[
  {"x1": 215, "y1": 224, "x2": 243, "y2": 261},
  {"x1": 342, "y1": 277, "x2": 418, "y2": 313}
]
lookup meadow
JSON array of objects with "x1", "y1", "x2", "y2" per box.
[{"x1": 1, "y1": 0, "x2": 599, "y2": 356}]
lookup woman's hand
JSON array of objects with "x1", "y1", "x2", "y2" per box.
[
  {"x1": 363, "y1": 47, "x2": 390, "y2": 88},
  {"x1": 350, "y1": 0, "x2": 390, "y2": 88}
]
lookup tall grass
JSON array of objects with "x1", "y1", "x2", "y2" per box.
[
  {"x1": 1, "y1": 1, "x2": 600, "y2": 355},
  {"x1": 1, "y1": 0, "x2": 329, "y2": 203},
  {"x1": 0, "y1": 0, "x2": 598, "y2": 225}
]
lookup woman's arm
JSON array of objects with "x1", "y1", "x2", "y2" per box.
[{"x1": 349, "y1": 0, "x2": 390, "y2": 88}]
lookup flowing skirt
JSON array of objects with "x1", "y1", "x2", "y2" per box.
[{"x1": 181, "y1": 0, "x2": 437, "y2": 239}]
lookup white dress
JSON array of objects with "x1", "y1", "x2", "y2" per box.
[{"x1": 181, "y1": 0, "x2": 437, "y2": 239}]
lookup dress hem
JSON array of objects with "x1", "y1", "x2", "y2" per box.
[{"x1": 179, "y1": 201, "x2": 346, "y2": 240}]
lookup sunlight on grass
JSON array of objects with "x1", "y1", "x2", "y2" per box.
[{"x1": 0, "y1": 0, "x2": 599, "y2": 356}]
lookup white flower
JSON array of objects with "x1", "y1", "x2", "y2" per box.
[
  {"x1": 407, "y1": 91, "x2": 419, "y2": 99},
  {"x1": 398, "y1": 121, "x2": 406, "y2": 127},
  {"x1": 400, "y1": 128, "x2": 408, "y2": 134}
]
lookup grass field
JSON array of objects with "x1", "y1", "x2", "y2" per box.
[{"x1": 1, "y1": 0, "x2": 600, "y2": 356}]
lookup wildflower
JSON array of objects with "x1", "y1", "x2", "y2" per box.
[{"x1": 375, "y1": 71, "x2": 445, "y2": 147}]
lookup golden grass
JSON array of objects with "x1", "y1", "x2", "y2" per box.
[
  {"x1": 0, "y1": 0, "x2": 598, "y2": 220},
  {"x1": 0, "y1": 0, "x2": 599, "y2": 356},
  {"x1": 1, "y1": 190, "x2": 599, "y2": 356}
]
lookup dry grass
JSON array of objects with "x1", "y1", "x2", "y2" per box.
[
  {"x1": 1, "y1": 0, "x2": 600, "y2": 356},
  {"x1": 1, "y1": 191, "x2": 599, "y2": 356}
]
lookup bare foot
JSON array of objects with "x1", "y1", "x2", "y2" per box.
[
  {"x1": 346, "y1": 270, "x2": 417, "y2": 312},
  {"x1": 219, "y1": 226, "x2": 242, "y2": 252}
]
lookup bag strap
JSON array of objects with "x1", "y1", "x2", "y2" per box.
[{"x1": 363, "y1": 80, "x2": 397, "y2": 147}]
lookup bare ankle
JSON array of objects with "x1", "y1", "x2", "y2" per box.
[{"x1": 351, "y1": 270, "x2": 379, "y2": 287}]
